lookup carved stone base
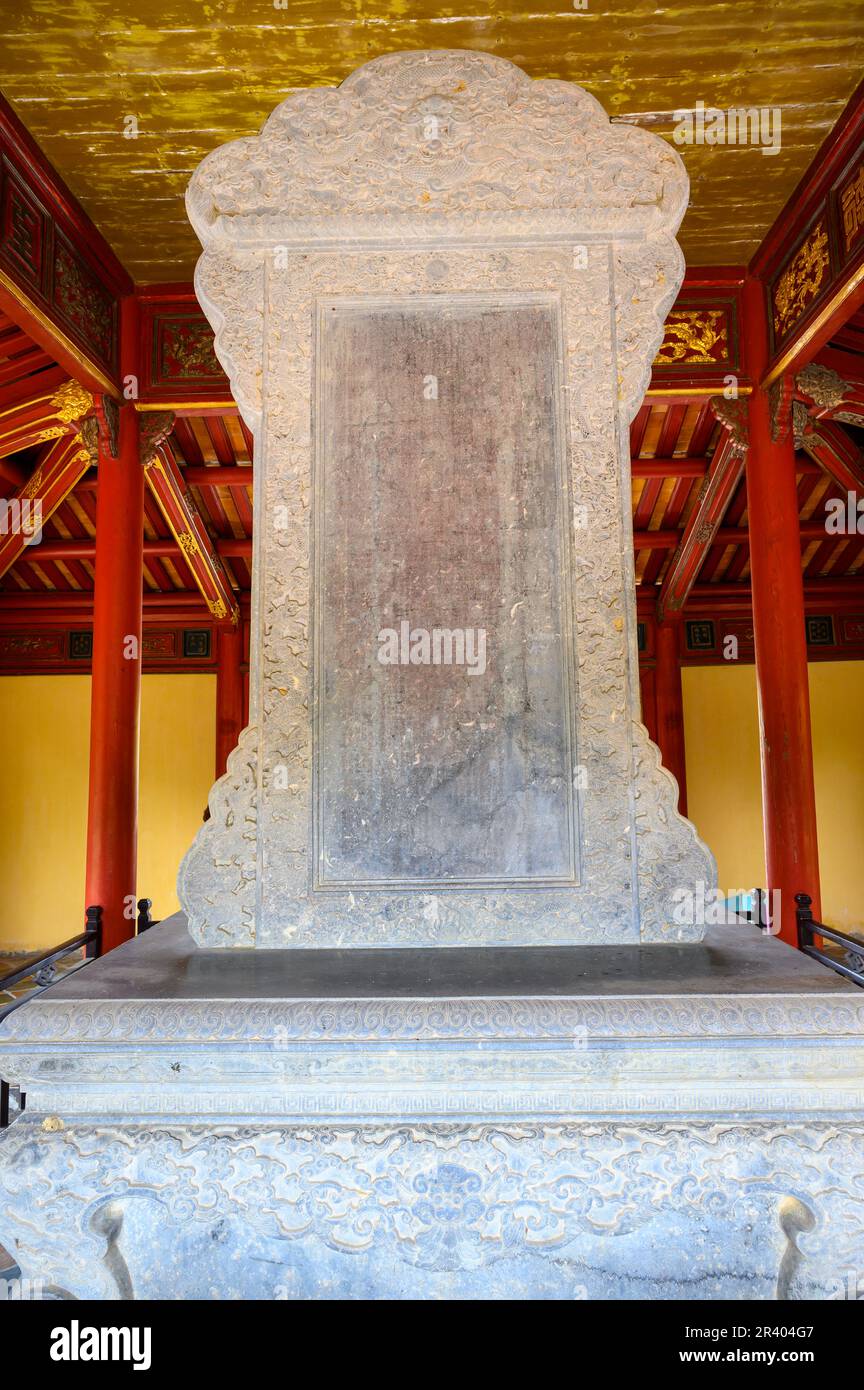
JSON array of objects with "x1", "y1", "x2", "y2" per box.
[
  {"x1": 1, "y1": 918, "x2": 863, "y2": 1300},
  {"x1": 2, "y1": 1120, "x2": 862, "y2": 1301}
]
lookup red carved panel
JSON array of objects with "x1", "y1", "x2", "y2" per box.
[
  {"x1": 142, "y1": 630, "x2": 176, "y2": 657},
  {"x1": 138, "y1": 290, "x2": 230, "y2": 403},
  {"x1": 155, "y1": 315, "x2": 222, "y2": 384},
  {"x1": 653, "y1": 298, "x2": 739, "y2": 373},
  {"x1": 0, "y1": 631, "x2": 65, "y2": 661},
  {"x1": 769, "y1": 212, "x2": 834, "y2": 351},
  {"x1": 835, "y1": 152, "x2": 864, "y2": 264},
  {"x1": 0, "y1": 156, "x2": 48, "y2": 293},
  {"x1": 52, "y1": 230, "x2": 116, "y2": 370},
  {"x1": 0, "y1": 97, "x2": 126, "y2": 383}
]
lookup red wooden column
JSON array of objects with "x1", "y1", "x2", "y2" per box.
[
  {"x1": 743, "y1": 276, "x2": 821, "y2": 944},
  {"x1": 84, "y1": 296, "x2": 143, "y2": 953},
  {"x1": 215, "y1": 620, "x2": 244, "y2": 778},
  {"x1": 654, "y1": 616, "x2": 688, "y2": 815},
  {"x1": 639, "y1": 662, "x2": 658, "y2": 746}
]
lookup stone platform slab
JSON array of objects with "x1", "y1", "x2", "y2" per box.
[{"x1": 0, "y1": 916, "x2": 862, "y2": 1299}]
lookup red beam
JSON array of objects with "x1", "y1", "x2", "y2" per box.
[
  {"x1": 0, "y1": 93, "x2": 129, "y2": 395},
  {"x1": 635, "y1": 519, "x2": 841, "y2": 552},
  {"x1": 656, "y1": 407, "x2": 747, "y2": 620},
  {"x1": 809, "y1": 346, "x2": 864, "y2": 392},
  {"x1": 0, "y1": 375, "x2": 92, "y2": 459},
  {"x1": 0, "y1": 590, "x2": 251, "y2": 617},
  {"x1": 751, "y1": 81, "x2": 864, "y2": 386},
  {"x1": 800, "y1": 419, "x2": 864, "y2": 497},
  {"x1": 0, "y1": 432, "x2": 93, "y2": 579},
  {"x1": 20, "y1": 536, "x2": 251, "y2": 562},
  {"x1": 73, "y1": 465, "x2": 253, "y2": 491},
  {"x1": 183, "y1": 466, "x2": 252, "y2": 487},
  {"x1": 801, "y1": 419, "x2": 864, "y2": 493},
  {"x1": 143, "y1": 429, "x2": 240, "y2": 625},
  {"x1": 631, "y1": 458, "x2": 707, "y2": 479}
]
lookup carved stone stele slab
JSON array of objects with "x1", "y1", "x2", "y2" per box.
[{"x1": 178, "y1": 49, "x2": 715, "y2": 947}]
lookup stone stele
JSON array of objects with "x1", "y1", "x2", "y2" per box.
[{"x1": 177, "y1": 48, "x2": 716, "y2": 949}]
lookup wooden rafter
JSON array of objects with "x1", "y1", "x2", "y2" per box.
[
  {"x1": 655, "y1": 400, "x2": 748, "y2": 622},
  {"x1": 141, "y1": 419, "x2": 239, "y2": 625},
  {"x1": 799, "y1": 418, "x2": 864, "y2": 493},
  {"x1": 797, "y1": 348, "x2": 864, "y2": 426},
  {"x1": 0, "y1": 374, "x2": 92, "y2": 460},
  {"x1": 23, "y1": 537, "x2": 252, "y2": 562},
  {"x1": 182, "y1": 466, "x2": 252, "y2": 488},
  {"x1": 0, "y1": 431, "x2": 94, "y2": 579}
]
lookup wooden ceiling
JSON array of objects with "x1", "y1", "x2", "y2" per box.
[
  {"x1": 1, "y1": 0, "x2": 863, "y2": 280},
  {"x1": 5, "y1": 394, "x2": 864, "y2": 604}
]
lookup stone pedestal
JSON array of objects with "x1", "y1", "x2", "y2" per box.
[{"x1": 1, "y1": 916, "x2": 862, "y2": 1300}]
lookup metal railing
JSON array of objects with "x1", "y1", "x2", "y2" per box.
[
  {"x1": 0, "y1": 904, "x2": 102, "y2": 1131},
  {"x1": 796, "y1": 892, "x2": 864, "y2": 988},
  {"x1": 0, "y1": 904, "x2": 102, "y2": 1023},
  {"x1": 0, "y1": 899, "x2": 159, "y2": 1131}
]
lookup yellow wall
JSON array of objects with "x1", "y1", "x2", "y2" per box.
[
  {"x1": 0, "y1": 673, "x2": 215, "y2": 951},
  {"x1": 683, "y1": 660, "x2": 864, "y2": 932},
  {"x1": 809, "y1": 662, "x2": 864, "y2": 933},
  {"x1": 2, "y1": 662, "x2": 862, "y2": 952},
  {"x1": 0, "y1": 675, "x2": 90, "y2": 953},
  {"x1": 682, "y1": 663, "x2": 766, "y2": 896},
  {"x1": 137, "y1": 674, "x2": 216, "y2": 929}
]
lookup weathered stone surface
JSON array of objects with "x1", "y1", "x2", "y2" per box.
[
  {"x1": 177, "y1": 50, "x2": 714, "y2": 948},
  {"x1": 1, "y1": 920, "x2": 862, "y2": 1300},
  {"x1": 3, "y1": 1119, "x2": 863, "y2": 1301},
  {"x1": 317, "y1": 299, "x2": 574, "y2": 887}
]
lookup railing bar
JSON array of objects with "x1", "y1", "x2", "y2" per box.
[
  {"x1": 0, "y1": 955, "x2": 95, "y2": 1022},
  {"x1": 0, "y1": 932, "x2": 93, "y2": 993},
  {"x1": 800, "y1": 944, "x2": 864, "y2": 986},
  {"x1": 796, "y1": 892, "x2": 864, "y2": 990},
  {"x1": 803, "y1": 922, "x2": 863, "y2": 952}
]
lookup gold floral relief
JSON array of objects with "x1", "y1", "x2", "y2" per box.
[
  {"x1": 772, "y1": 221, "x2": 830, "y2": 338},
  {"x1": 655, "y1": 309, "x2": 728, "y2": 365},
  {"x1": 21, "y1": 466, "x2": 44, "y2": 499},
  {"x1": 51, "y1": 379, "x2": 94, "y2": 424},
  {"x1": 177, "y1": 531, "x2": 200, "y2": 558}
]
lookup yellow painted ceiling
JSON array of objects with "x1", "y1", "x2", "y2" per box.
[{"x1": 1, "y1": 0, "x2": 862, "y2": 282}]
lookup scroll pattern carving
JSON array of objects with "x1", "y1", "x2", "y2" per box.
[
  {"x1": 5, "y1": 993, "x2": 864, "y2": 1045},
  {"x1": 186, "y1": 50, "x2": 688, "y2": 248},
  {"x1": 1, "y1": 1121, "x2": 861, "y2": 1299}
]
